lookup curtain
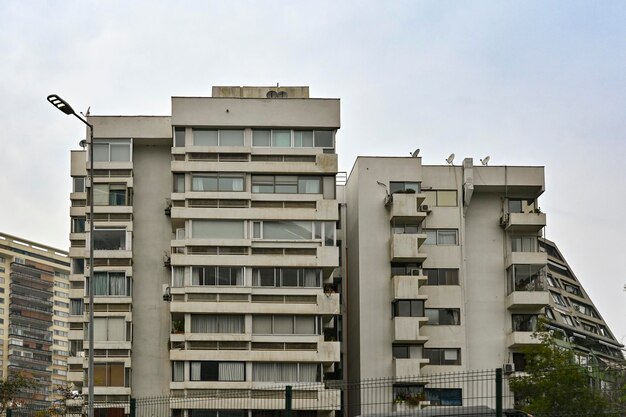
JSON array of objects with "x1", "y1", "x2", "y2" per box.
[
  {"x1": 299, "y1": 364, "x2": 318, "y2": 382},
  {"x1": 220, "y1": 315, "x2": 244, "y2": 333},
  {"x1": 93, "y1": 273, "x2": 108, "y2": 295},
  {"x1": 172, "y1": 362, "x2": 184, "y2": 382},
  {"x1": 219, "y1": 362, "x2": 244, "y2": 381},
  {"x1": 173, "y1": 267, "x2": 184, "y2": 287},
  {"x1": 109, "y1": 273, "x2": 126, "y2": 296},
  {"x1": 93, "y1": 185, "x2": 109, "y2": 205},
  {"x1": 302, "y1": 269, "x2": 319, "y2": 287},
  {"x1": 191, "y1": 315, "x2": 218, "y2": 333},
  {"x1": 108, "y1": 318, "x2": 125, "y2": 341},
  {"x1": 190, "y1": 362, "x2": 202, "y2": 380},
  {"x1": 295, "y1": 316, "x2": 315, "y2": 334}
]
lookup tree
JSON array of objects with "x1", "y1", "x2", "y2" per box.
[
  {"x1": 0, "y1": 373, "x2": 37, "y2": 414},
  {"x1": 509, "y1": 332, "x2": 623, "y2": 416}
]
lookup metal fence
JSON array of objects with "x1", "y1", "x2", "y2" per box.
[{"x1": 6, "y1": 366, "x2": 626, "y2": 417}]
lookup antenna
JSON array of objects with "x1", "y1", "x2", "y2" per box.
[
  {"x1": 446, "y1": 153, "x2": 455, "y2": 165},
  {"x1": 410, "y1": 149, "x2": 420, "y2": 158},
  {"x1": 480, "y1": 156, "x2": 490, "y2": 166}
]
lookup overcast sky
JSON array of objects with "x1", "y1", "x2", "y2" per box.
[{"x1": 1, "y1": 1, "x2": 625, "y2": 345}]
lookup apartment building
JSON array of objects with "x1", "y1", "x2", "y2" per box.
[
  {"x1": 68, "y1": 86, "x2": 342, "y2": 416},
  {"x1": 0, "y1": 232, "x2": 70, "y2": 407},
  {"x1": 539, "y1": 238, "x2": 623, "y2": 368}
]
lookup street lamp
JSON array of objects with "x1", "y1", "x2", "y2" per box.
[{"x1": 47, "y1": 94, "x2": 95, "y2": 417}]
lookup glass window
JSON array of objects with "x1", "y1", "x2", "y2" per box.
[
  {"x1": 294, "y1": 131, "x2": 314, "y2": 147},
  {"x1": 220, "y1": 130, "x2": 244, "y2": 146},
  {"x1": 424, "y1": 230, "x2": 437, "y2": 245},
  {"x1": 93, "y1": 184, "x2": 109, "y2": 206},
  {"x1": 275, "y1": 176, "x2": 298, "y2": 193},
  {"x1": 272, "y1": 130, "x2": 291, "y2": 147},
  {"x1": 192, "y1": 220, "x2": 245, "y2": 239},
  {"x1": 425, "y1": 308, "x2": 460, "y2": 325},
  {"x1": 438, "y1": 230, "x2": 457, "y2": 245},
  {"x1": 110, "y1": 143, "x2": 131, "y2": 161},
  {"x1": 193, "y1": 129, "x2": 218, "y2": 146},
  {"x1": 393, "y1": 300, "x2": 424, "y2": 317},
  {"x1": 314, "y1": 130, "x2": 334, "y2": 148},
  {"x1": 423, "y1": 191, "x2": 436, "y2": 207},
  {"x1": 263, "y1": 221, "x2": 312, "y2": 240},
  {"x1": 425, "y1": 388, "x2": 462, "y2": 406},
  {"x1": 512, "y1": 314, "x2": 537, "y2": 332},
  {"x1": 73, "y1": 177, "x2": 85, "y2": 193},
  {"x1": 390, "y1": 182, "x2": 420, "y2": 194},
  {"x1": 72, "y1": 217, "x2": 86, "y2": 233},
  {"x1": 174, "y1": 128, "x2": 185, "y2": 147},
  {"x1": 93, "y1": 143, "x2": 109, "y2": 162},
  {"x1": 192, "y1": 174, "x2": 244, "y2": 192},
  {"x1": 252, "y1": 130, "x2": 271, "y2": 146},
  {"x1": 93, "y1": 229, "x2": 126, "y2": 250},
  {"x1": 508, "y1": 199, "x2": 523, "y2": 213},
  {"x1": 173, "y1": 174, "x2": 185, "y2": 192},
  {"x1": 392, "y1": 345, "x2": 410, "y2": 359},
  {"x1": 298, "y1": 177, "x2": 321, "y2": 194}
]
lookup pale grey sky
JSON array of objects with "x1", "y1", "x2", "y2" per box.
[{"x1": 1, "y1": 1, "x2": 625, "y2": 343}]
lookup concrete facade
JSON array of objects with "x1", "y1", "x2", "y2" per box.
[
  {"x1": 68, "y1": 87, "x2": 342, "y2": 416},
  {"x1": 343, "y1": 156, "x2": 624, "y2": 415}
]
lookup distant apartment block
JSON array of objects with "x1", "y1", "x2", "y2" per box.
[{"x1": 0, "y1": 232, "x2": 70, "y2": 407}]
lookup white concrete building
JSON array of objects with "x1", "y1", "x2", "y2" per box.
[
  {"x1": 342, "y1": 155, "x2": 623, "y2": 414},
  {"x1": 68, "y1": 86, "x2": 342, "y2": 417}
]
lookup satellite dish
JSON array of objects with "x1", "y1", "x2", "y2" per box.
[
  {"x1": 480, "y1": 156, "x2": 490, "y2": 166},
  {"x1": 446, "y1": 153, "x2": 455, "y2": 165},
  {"x1": 410, "y1": 148, "x2": 420, "y2": 157},
  {"x1": 79, "y1": 140, "x2": 87, "y2": 149}
]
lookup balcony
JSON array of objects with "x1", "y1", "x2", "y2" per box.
[
  {"x1": 507, "y1": 291, "x2": 550, "y2": 311},
  {"x1": 501, "y1": 212, "x2": 546, "y2": 232},
  {"x1": 390, "y1": 234, "x2": 428, "y2": 262},
  {"x1": 507, "y1": 331, "x2": 543, "y2": 348},
  {"x1": 392, "y1": 275, "x2": 428, "y2": 300},
  {"x1": 393, "y1": 317, "x2": 429, "y2": 343},
  {"x1": 393, "y1": 358, "x2": 429, "y2": 378},
  {"x1": 387, "y1": 193, "x2": 428, "y2": 222},
  {"x1": 507, "y1": 251, "x2": 548, "y2": 269}
]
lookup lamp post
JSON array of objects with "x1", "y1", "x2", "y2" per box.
[{"x1": 47, "y1": 94, "x2": 95, "y2": 417}]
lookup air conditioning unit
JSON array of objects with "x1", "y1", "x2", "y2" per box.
[
  {"x1": 409, "y1": 268, "x2": 423, "y2": 276},
  {"x1": 419, "y1": 204, "x2": 431, "y2": 213},
  {"x1": 162, "y1": 284, "x2": 171, "y2": 302},
  {"x1": 503, "y1": 363, "x2": 515, "y2": 374}
]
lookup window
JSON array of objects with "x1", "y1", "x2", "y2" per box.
[
  {"x1": 390, "y1": 182, "x2": 420, "y2": 194},
  {"x1": 392, "y1": 344, "x2": 420, "y2": 359},
  {"x1": 190, "y1": 315, "x2": 244, "y2": 334},
  {"x1": 70, "y1": 299, "x2": 83, "y2": 315},
  {"x1": 511, "y1": 236, "x2": 538, "y2": 252},
  {"x1": 91, "y1": 272, "x2": 131, "y2": 296},
  {"x1": 72, "y1": 259, "x2": 84, "y2": 274},
  {"x1": 508, "y1": 199, "x2": 523, "y2": 213},
  {"x1": 544, "y1": 307, "x2": 555, "y2": 320},
  {"x1": 563, "y1": 283, "x2": 581, "y2": 297},
  {"x1": 173, "y1": 174, "x2": 185, "y2": 192},
  {"x1": 190, "y1": 361, "x2": 245, "y2": 381},
  {"x1": 252, "y1": 221, "x2": 335, "y2": 245},
  {"x1": 425, "y1": 388, "x2": 462, "y2": 406},
  {"x1": 423, "y1": 348, "x2": 461, "y2": 365},
  {"x1": 571, "y1": 301, "x2": 596, "y2": 317},
  {"x1": 512, "y1": 314, "x2": 537, "y2": 332},
  {"x1": 192, "y1": 129, "x2": 245, "y2": 146},
  {"x1": 172, "y1": 361, "x2": 184, "y2": 381},
  {"x1": 172, "y1": 267, "x2": 184, "y2": 287},
  {"x1": 423, "y1": 190, "x2": 458, "y2": 207},
  {"x1": 561, "y1": 314, "x2": 575, "y2": 327},
  {"x1": 391, "y1": 221, "x2": 420, "y2": 234},
  {"x1": 93, "y1": 184, "x2": 129, "y2": 206},
  {"x1": 252, "y1": 315, "x2": 318, "y2": 335},
  {"x1": 424, "y1": 269, "x2": 459, "y2": 285},
  {"x1": 393, "y1": 300, "x2": 424, "y2": 317},
  {"x1": 251, "y1": 175, "x2": 323, "y2": 194},
  {"x1": 424, "y1": 229, "x2": 458, "y2": 245},
  {"x1": 93, "y1": 363, "x2": 125, "y2": 386},
  {"x1": 93, "y1": 317, "x2": 126, "y2": 341},
  {"x1": 512, "y1": 352, "x2": 527, "y2": 372},
  {"x1": 174, "y1": 127, "x2": 186, "y2": 147},
  {"x1": 390, "y1": 263, "x2": 422, "y2": 277},
  {"x1": 71, "y1": 217, "x2": 86, "y2": 233},
  {"x1": 252, "y1": 130, "x2": 334, "y2": 148},
  {"x1": 191, "y1": 173, "x2": 245, "y2": 192},
  {"x1": 192, "y1": 267, "x2": 243, "y2": 286},
  {"x1": 546, "y1": 274, "x2": 560, "y2": 288},
  {"x1": 93, "y1": 139, "x2": 131, "y2": 162},
  {"x1": 252, "y1": 268, "x2": 321, "y2": 288},
  {"x1": 93, "y1": 228, "x2": 128, "y2": 250},
  {"x1": 550, "y1": 291, "x2": 569, "y2": 308},
  {"x1": 507, "y1": 265, "x2": 546, "y2": 293},
  {"x1": 192, "y1": 220, "x2": 245, "y2": 239},
  {"x1": 252, "y1": 363, "x2": 319, "y2": 382},
  {"x1": 393, "y1": 384, "x2": 424, "y2": 402},
  {"x1": 73, "y1": 177, "x2": 85, "y2": 193},
  {"x1": 425, "y1": 308, "x2": 461, "y2": 325}
]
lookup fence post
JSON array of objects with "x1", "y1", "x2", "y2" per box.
[
  {"x1": 130, "y1": 398, "x2": 136, "y2": 417},
  {"x1": 495, "y1": 368, "x2": 503, "y2": 417},
  {"x1": 285, "y1": 385, "x2": 293, "y2": 417}
]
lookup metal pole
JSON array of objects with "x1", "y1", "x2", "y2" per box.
[
  {"x1": 495, "y1": 368, "x2": 503, "y2": 417},
  {"x1": 86, "y1": 119, "x2": 95, "y2": 417},
  {"x1": 285, "y1": 385, "x2": 292, "y2": 417}
]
